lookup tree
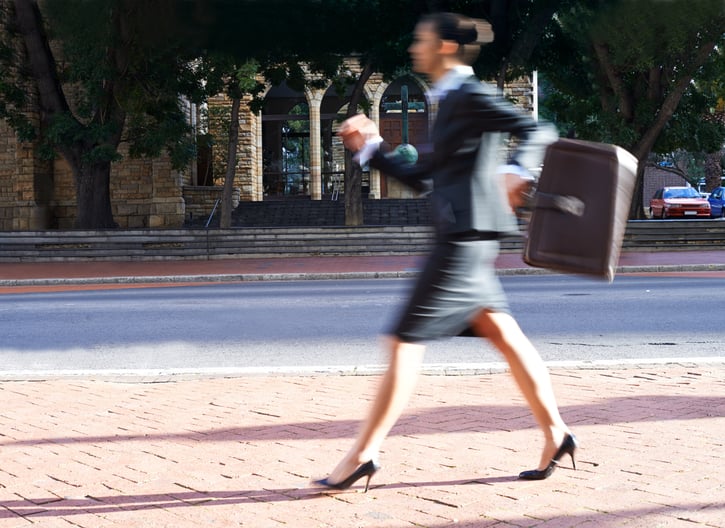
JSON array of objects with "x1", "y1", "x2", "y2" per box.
[
  {"x1": 199, "y1": 57, "x2": 265, "y2": 228},
  {"x1": 537, "y1": 0, "x2": 725, "y2": 218},
  {"x1": 471, "y1": 0, "x2": 576, "y2": 89},
  {"x1": 698, "y1": 73, "x2": 725, "y2": 191},
  {"x1": 1, "y1": 0, "x2": 205, "y2": 228}
]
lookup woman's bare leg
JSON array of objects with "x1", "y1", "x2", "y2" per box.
[
  {"x1": 472, "y1": 309, "x2": 570, "y2": 471},
  {"x1": 323, "y1": 338, "x2": 425, "y2": 483}
]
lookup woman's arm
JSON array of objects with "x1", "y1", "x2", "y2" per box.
[
  {"x1": 463, "y1": 82, "x2": 557, "y2": 171},
  {"x1": 339, "y1": 114, "x2": 433, "y2": 193},
  {"x1": 369, "y1": 147, "x2": 433, "y2": 194}
]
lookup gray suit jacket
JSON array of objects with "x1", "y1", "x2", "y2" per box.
[{"x1": 371, "y1": 75, "x2": 557, "y2": 237}]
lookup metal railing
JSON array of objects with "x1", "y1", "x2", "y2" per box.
[{"x1": 205, "y1": 198, "x2": 221, "y2": 228}]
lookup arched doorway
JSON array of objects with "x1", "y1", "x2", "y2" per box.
[
  {"x1": 378, "y1": 76, "x2": 429, "y2": 197},
  {"x1": 262, "y1": 83, "x2": 310, "y2": 198},
  {"x1": 320, "y1": 84, "x2": 370, "y2": 197}
]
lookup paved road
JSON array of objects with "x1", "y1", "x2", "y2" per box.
[{"x1": 1, "y1": 275, "x2": 722, "y2": 378}]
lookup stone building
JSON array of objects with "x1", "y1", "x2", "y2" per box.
[
  {"x1": 0, "y1": 56, "x2": 535, "y2": 230},
  {"x1": 205, "y1": 60, "x2": 535, "y2": 204}
]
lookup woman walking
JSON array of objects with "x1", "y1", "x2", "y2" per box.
[{"x1": 315, "y1": 12, "x2": 576, "y2": 492}]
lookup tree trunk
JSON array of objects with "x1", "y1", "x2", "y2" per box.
[
  {"x1": 344, "y1": 150, "x2": 363, "y2": 226},
  {"x1": 13, "y1": 0, "x2": 120, "y2": 229},
  {"x1": 344, "y1": 61, "x2": 374, "y2": 226},
  {"x1": 496, "y1": 0, "x2": 561, "y2": 90},
  {"x1": 593, "y1": 42, "x2": 634, "y2": 122},
  {"x1": 628, "y1": 161, "x2": 647, "y2": 220},
  {"x1": 220, "y1": 97, "x2": 240, "y2": 228},
  {"x1": 704, "y1": 150, "x2": 723, "y2": 191},
  {"x1": 12, "y1": 0, "x2": 69, "y2": 116},
  {"x1": 496, "y1": 62, "x2": 508, "y2": 93},
  {"x1": 73, "y1": 160, "x2": 117, "y2": 229}
]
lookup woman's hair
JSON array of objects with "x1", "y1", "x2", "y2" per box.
[{"x1": 419, "y1": 12, "x2": 493, "y2": 65}]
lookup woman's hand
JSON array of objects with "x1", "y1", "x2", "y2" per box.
[
  {"x1": 338, "y1": 115, "x2": 380, "y2": 153},
  {"x1": 503, "y1": 173, "x2": 534, "y2": 210}
]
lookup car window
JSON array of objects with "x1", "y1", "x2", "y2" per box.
[{"x1": 664, "y1": 188, "x2": 698, "y2": 199}]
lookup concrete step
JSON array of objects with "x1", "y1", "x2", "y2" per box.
[{"x1": 1, "y1": 220, "x2": 723, "y2": 262}]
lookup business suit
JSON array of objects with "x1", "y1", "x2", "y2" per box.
[
  {"x1": 370, "y1": 72, "x2": 557, "y2": 342},
  {"x1": 317, "y1": 15, "x2": 574, "y2": 490},
  {"x1": 372, "y1": 72, "x2": 556, "y2": 238}
]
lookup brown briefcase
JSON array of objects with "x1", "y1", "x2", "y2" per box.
[{"x1": 523, "y1": 138, "x2": 638, "y2": 281}]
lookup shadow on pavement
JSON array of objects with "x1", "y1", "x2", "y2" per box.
[{"x1": 1, "y1": 395, "x2": 722, "y2": 448}]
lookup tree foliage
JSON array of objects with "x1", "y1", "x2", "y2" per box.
[
  {"x1": 536, "y1": 0, "x2": 725, "y2": 216},
  {"x1": 3, "y1": 0, "x2": 724, "y2": 227},
  {"x1": 2, "y1": 0, "x2": 208, "y2": 228}
]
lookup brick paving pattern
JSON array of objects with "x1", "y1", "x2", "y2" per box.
[{"x1": 1, "y1": 365, "x2": 723, "y2": 527}]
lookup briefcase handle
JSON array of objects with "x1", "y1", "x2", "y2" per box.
[{"x1": 533, "y1": 192, "x2": 586, "y2": 217}]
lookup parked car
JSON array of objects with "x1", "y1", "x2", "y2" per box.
[
  {"x1": 708, "y1": 187, "x2": 725, "y2": 218},
  {"x1": 649, "y1": 186, "x2": 711, "y2": 219}
]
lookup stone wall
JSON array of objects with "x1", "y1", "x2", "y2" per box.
[
  {"x1": 0, "y1": 120, "x2": 19, "y2": 230},
  {"x1": 182, "y1": 185, "x2": 240, "y2": 225},
  {"x1": 504, "y1": 76, "x2": 535, "y2": 113},
  {"x1": 42, "y1": 142, "x2": 189, "y2": 229},
  {"x1": 0, "y1": 118, "x2": 54, "y2": 230},
  {"x1": 0, "y1": 68, "x2": 192, "y2": 229},
  {"x1": 207, "y1": 93, "x2": 263, "y2": 202}
]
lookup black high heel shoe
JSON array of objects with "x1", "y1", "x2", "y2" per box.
[
  {"x1": 518, "y1": 433, "x2": 578, "y2": 481},
  {"x1": 314, "y1": 460, "x2": 381, "y2": 492}
]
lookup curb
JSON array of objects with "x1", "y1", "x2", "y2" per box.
[
  {"x1": 2, "y1": 262, "x2": 725, "y2": 287},
  {"x1": 1, "y1": 357, "x2": 724, "y2": 382},
  {"x1": 0, "y1": 271, "x2": 419, "y2": 287}
]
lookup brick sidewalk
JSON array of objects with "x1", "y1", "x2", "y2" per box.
[
  {"x1": 1, "y1": 365, "x2": 723, "y2": 527},
  {"x1": 2, "y1": 250, "x2": 725, "y2": 284}
]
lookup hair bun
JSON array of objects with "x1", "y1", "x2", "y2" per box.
[
  {"x1": 458, "y1": 23, "x2": 478, "y2": 45},
  {"x1": 425, "y1": 13, "x2": 494, "y2": 48}
]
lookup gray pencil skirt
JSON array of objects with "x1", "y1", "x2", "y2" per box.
[{"x1": 390, "y1": 239, "x2": 510, "y2": 343}]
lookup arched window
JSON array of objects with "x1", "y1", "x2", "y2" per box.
[
  {"x1": 379, "y1": 76, "x2": 428, "y2": 146},
  {"x1": 262, "y1": 83, "x2": 310, "y2": 197},
  {"x1": 321, "y1": 85, "x2": 369, "y2": 196},
  {"x1": 378, "y1": 76, "x2": 429, "y2": 197}
]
